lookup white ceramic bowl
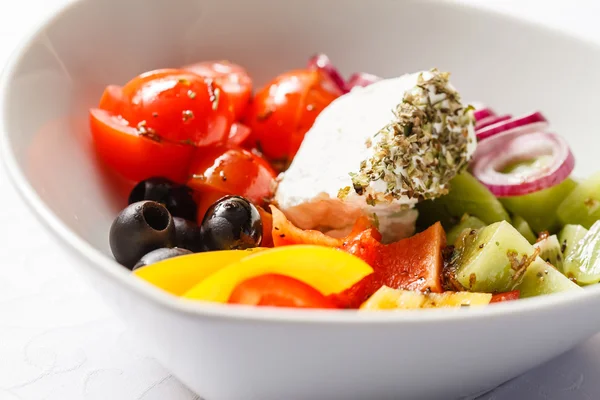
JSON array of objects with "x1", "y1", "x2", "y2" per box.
[{"x1": 3, "y1": 1, "x2": 600, "y2": 399}]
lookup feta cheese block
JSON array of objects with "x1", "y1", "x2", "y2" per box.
[{"x1": 274, "y1": 69, "x2": 476, "y2": 242}]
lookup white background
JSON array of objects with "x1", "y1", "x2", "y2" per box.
[{"x1": 1, "y1": 1, "x2": 600, "y2": 399}]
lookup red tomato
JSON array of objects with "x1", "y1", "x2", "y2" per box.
[
  {"x1": 490, "y1": 290, "x2": 520, "y2": 303},
  {"x1": 187, "y1": 145, "x2": 276, "y2": 206},
  {"x1": 244, "y1": 69, "x2": 341, "y2": 165},
  {"x1": 89, "y1": 108, "x2": 194, "y2": 183},
  {"x1": 228, "y1": 122, "x2": 252, "y2": 146},
  {"x1": 119, "y1": 69, "x2": 234, "y2": 147},
  {"x1": 195, "y1": 189, "x2": 229, "y2": 224},
  {"x1": 99, "y1": 85, "x2": 125, "y2": 114},
  {"x1": 184, "y1": 61, "x2": 253, "y2": 120},
  {"x1": 228, "y1": 274, "x2": 337, "y2": 309}
]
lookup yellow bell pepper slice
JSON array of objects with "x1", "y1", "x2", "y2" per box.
[
  {"x1": 422, "y1": 292, "x2": 491, "y2": 308},
  {"x1": 183, "y1": 245, "x2": 373, "y2": 303},
  {"x1": 360, "y1": 286, "x2": 426, "y2": 310},
  {"x1": 360, "y1": 286, "x2": 492, "y2": 311},
  {"x1": 133, "y1": 248, "x2": 265, "y2": 295}
]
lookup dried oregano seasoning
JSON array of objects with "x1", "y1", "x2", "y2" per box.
[
  {"x1": 337, "y1": 186, "x2": 351, "y2": 199},
  {"x1": 349, "y1": 68, "x2": 474, "y2": 204}
]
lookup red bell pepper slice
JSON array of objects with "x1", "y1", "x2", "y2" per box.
[{"x1": 270, "y1": 206, "x2": 446, "y2": 308}]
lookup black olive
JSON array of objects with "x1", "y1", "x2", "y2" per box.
[
  {"x1": 128, "y1": 177, "x2": 197, "y2": 221},
  {"x1": 132, "y1": 247, "x2": 193, "y2": 271},
  {"x1": 173, "y1": 217, "x2": 204, "y2": 252},
  {"x1": 110, "y1": 201, "x2": 177, "y2": 269},
  {"x1": 200, "y1": 195, "x2": 262, "y2": 251}
]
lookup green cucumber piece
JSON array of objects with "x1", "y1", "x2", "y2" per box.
[
  {"x1": 417, "y1": 172, "x2": 510, "y2": 230},
  {"x1": 513, "y1": 257, "x2": 581, "y2": 298},
  {"x1": 533, "y1": 234, "x2": 563, "y2": 270},
  {"x1": 500, "y1": 178, "x2": 577, "y2": 233},
  {"x1": 512, "y1": 215, "x2": 537, "y2": 244},
  {"x1": 557, "y1": 173, "x2": 600, "y2": 229},
  {"x1": 451, "y1": 221, "x2": 535, "y2": 293},
  {"x1": 563, "y1": 221, "x2": 600, "y2": 285},
  {"x1": 558, "y1": 224, "x2": 588, "y2": 260},
  {"x1": 446, "y1": 215, "x2": 486, "y2": 246}
]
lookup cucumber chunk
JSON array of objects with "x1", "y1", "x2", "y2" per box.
[
  {"x1": 500, "y1": 178, "x2": 577, "y2": 233},
  {"x1": 513, "y1": 257, "x2": 581, "y2": 298},
  {"x1": 451, "y1": 221, "x2": 536, "y2": 293},
  {"x1": 533, "y1": 234, "x2": 563, "y2": 270},
  {"x1": 446, "y1": 214, "x2": 486, "y2": 246},
  {"x1": 558, "y1": 224, "x2": 588, "y2": 260},
  {"x1": 417, "y1": 172, "x2": 510, "y2": 230},
  {"x1": 449, "y1": 221, "x2": 580, "y2": 297},
  {"x1": 513, "y1": 215, "x2": 537, "y2": 244},
  {"x1": 563, "y1": 221, "x2": 600, "y2": 285},
  {"x1": 557, "y1": 173, "x2": 600, "y2": 229}
]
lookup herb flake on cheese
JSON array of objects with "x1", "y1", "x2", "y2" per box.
[{"x1": 350, "y1": 68, "x2": 474, "y2": 204}]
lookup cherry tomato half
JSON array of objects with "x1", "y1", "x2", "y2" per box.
[
  {"x1": 99, "y1": 85, "x2": 125, "y2": 115},
  {"x1": 244, "y1": 68, "x2": 341, "y2": 165},
  {"x1": 119, "y1": 69, "x2": 234, "y2": 147},
  {"x1": 228, "y1": 274, "x2": 337, "y2": 308},
  {"x1": 90, "y1": 108, "x2": 195, "y2": 183},
  {"x1": 187, "y1": 145, "x2": 276, "y2": 208},
  {"x1": 184, "y1": 61, "x2": 253, "y2": 121},
  {"x1": 228, "y1": 122, "x2": 252, "y2": 146}
]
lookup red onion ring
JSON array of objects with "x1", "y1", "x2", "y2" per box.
[
  {"x1": 347, "y1": 72, "x2": 382, "y2": 89},
  {"x1": 307, "y1": 54, "x2": 348, "y2": 94},
  {"x1": 471, "y1": 129, "x2": 575, "y2": 197},
  {"x1": 473, "y1": 107, "x2": 496, "y2": 121},
  {"x1": 476, "y1": 111, "x2": 548, "y2": 141},
  {"x1": 475, "y1": 114, "x2": 512, "y2": 131}
]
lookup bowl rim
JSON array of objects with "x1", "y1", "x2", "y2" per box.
[{"x1": 3, "y1": 0, "x2": 600, "y2": 325}]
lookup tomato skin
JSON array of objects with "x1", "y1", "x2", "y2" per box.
[
  {"x1": 187, "y1": 145, "x2": 276, "y2": 206},
  {"x1": 99, "y1": 85, "x2": 125, "y2": 114},
  {"x1": 90, "y1": 108, "x2": 194, "y2": 183},
  {"x1": 228, "y1": 122, "x2": 252, "y2": 146},
  {"x1": 119, "y1": 69, "x2": 234, "y2": 147},
  {"x1": 244, "y1": 69, "x2": 341, "y2": 164},
  {"x1": 228, "y1": 274, "x2": 337, "y2": 309},
  {"x1": 184, "y1": 61, "x2": 253, "y2": 121},
  {"x1": 490, "y1": 290, "x2": 520, "y2": 303},
  {"x1": 195, "y1": 189, "x2": 229, "y2": 224}
]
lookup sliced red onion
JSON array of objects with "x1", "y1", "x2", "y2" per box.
[
  {"x1": 473, "y1": 107, "x2": 496, "y2": 121},
  {"x1": 307, "y1": 54, "x2": 348, "y2": 94},
  {"x1": 475, "y1": 114, "x2": 512, "y2": 131},
  {"x1": 347, "y1": 72, "x2": 382, "y2": 89},
  {"x1": 471, "y1": 129, "x2": 575, "y2": 197},
  {"x1": 476, "y1": 111, "x2": 548, "y2": 141}
]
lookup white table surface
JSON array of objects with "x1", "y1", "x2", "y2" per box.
[{"x1": 2, "y1": 1, "x2": 600, "y2": 399}]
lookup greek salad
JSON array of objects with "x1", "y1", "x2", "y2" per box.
[{"x1": 89, "y1": 54, "x2": 600, "y2": 311}]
